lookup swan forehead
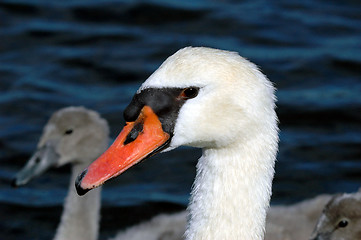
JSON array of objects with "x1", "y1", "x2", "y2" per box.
[
  {"x1": 327, "y1": 195, "x2": 361, "y2": 219},
  {"x1": 51, "y1": 107, "x2": 97, "y2": 128},
  {"x1": 39, "y1": 107, "x2": 108, "y2": 148},
  {"x1": 139, "y1": 47, "x2": 260, "y2": 90}
]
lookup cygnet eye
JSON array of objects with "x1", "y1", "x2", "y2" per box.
[
  {"x1": 180, "y1": 87, "x2": 199, "y2": 100},
  {"x1": 338, "y1": 219, "x2": 348, "y2": 228},
  {"x1": 34, "y1": 157, "x2": 41, "y2": 164},
  {"x1": 64, "y1": 129, "x2": 73, "y2": 135}
]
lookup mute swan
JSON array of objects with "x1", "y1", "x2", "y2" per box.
[
  {"x1": 75, "y1": 46, "x2": 279, "y2": 240},
  {"x1": 310, "y1": 190, "x2": 361, "y2": 240},
  {"x1": 13, "y1": 106, "x2": 109, "y2": 240}
]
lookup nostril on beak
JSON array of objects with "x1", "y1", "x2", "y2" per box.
[{"x1": 124, "y1": 122, "x2": 143, "y2": 145}]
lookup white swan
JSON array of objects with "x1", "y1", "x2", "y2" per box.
[
  {"x1": 76, "y1": 46, "x2": 279, "y2": 240},
  {"x1": 13, "y1": 106, "x2": 109, "y2": 240}
]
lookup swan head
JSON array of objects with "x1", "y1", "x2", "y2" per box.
[
  {"x1": 310, "y1": 191, "x2": 361, "y2": 240},
  {"x1": 12, "y1": 107, "x2": 109, "y2": 187},
  {"x1": 76, "y1": 47, "x2": 277, "y2": 195}
]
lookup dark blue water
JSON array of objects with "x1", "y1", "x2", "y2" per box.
[{"x1": 1, "y1": 0, "x2": 361, "y2": 239}]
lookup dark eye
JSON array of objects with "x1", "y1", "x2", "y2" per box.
[
  {"x1": 338, "y1": 220, "x2": 348, "y2": 228},
  {"x1": 180, "y1": 87, "x2": 199, "y2": 99},
  {"x1": 34, "y1": 157, "x2": 41, "y2": 164},
  {"x1": 64, "y1": 129, "x2": 73, "y2": 135}
]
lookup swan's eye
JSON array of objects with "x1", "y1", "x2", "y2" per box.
[
  {"x1": 64, "y1": 129, "x2": 73, "y2": 135},
  {"x1": 180, "y1": 87, "x2": 199, "y2": 99},
  {"x1": 34, "y1": 157, "x2": 41, "y2": 164},
  {"x1": 338, "y1": 220, "x2": 348, "y2": 228}
]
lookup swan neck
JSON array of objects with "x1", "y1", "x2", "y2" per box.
[
  {"x1": 54, "y1": 162, "x2": 101, "y2": 240},
  {"x1": 186, "y1": 135, "x2": 277, "y2": 240}
]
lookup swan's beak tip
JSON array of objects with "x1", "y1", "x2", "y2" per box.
[
  {"x1": 76, "y1": 185, "x2": 90, "y2": 196},
  {"x1": 75, "y1": 169, "x2": 90, "y2": 196}
]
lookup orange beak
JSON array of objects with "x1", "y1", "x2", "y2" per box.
[{"x1": 76, "y1": 106, "x2": 170, "y2": 195}]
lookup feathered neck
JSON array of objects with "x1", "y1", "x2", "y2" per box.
[
  {"x1": 185, "y1": 122, "x2": 278, "y2": 240},
  {"x1": 54, "y1": 162, "x2": 101, "y2": 240}
]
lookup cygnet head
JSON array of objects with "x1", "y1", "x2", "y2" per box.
[
  {"x1": 76, "y1": 46, "x2": 278, "y2": 194},
  {"x1": 310, "y1": 190, "x2": 361, "y2": 240},
  {"x1": 12, "y1": 106, "x2": 109, "y2": 187}
]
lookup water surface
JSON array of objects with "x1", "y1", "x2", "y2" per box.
[{"x1": 1, "y1": 0, "x2": 360, "y2": 239}]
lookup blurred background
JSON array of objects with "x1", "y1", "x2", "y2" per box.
[{"x1": 0, "y1": 0, "x2": 360, "y2": 239}]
